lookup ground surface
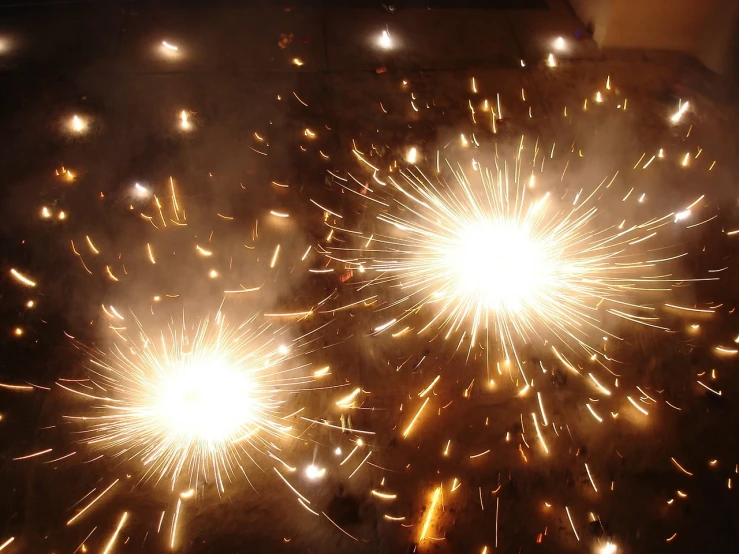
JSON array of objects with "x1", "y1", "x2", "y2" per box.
[{"x1": 0, "y1": 1, "x2": 738, "y2": 553}]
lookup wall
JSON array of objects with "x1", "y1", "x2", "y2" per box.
[{"x1": 568, "y1": 0, "x2": 739, "y2": 76}]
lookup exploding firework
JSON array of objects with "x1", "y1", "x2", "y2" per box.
[
  {"x1": 321, "y1": 150, "x2": 707, "y2": 384},
  {"x1": 62, "y1": 312, "x2": 318, "y2": 492}
]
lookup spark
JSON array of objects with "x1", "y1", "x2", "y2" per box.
[
  {"x1": 270, "y1": 245, "x2": 281, "y2": 268},
  {"x1": 0, "y1": 538, "x2": 14, "y2": 551},
  {"x1": 565, "y1": 506, "x2": 579, "y2": 541},
  {"x1": 102, "y1": 511, "x2": 128, "y2": 554},
  {"x1": 10, "y1": 268, "x2": 36, "y2": 287},
  {"x1": 402, "y1": 397, "x2": 430, "y2": 438},
  {"x1": 419, "y1": 486, "x2": 441, "y2": 541},
  {"x1": 371, "y1": 490, "x2": 397, "y2": 500},
  {"x1": 585, "y1": 463, "x2": 598, "y2": 492},
  {"x1": 162, "y1": 41, "x2": 178, "y2": 51},
  {"x1": 671, "y1": 100, "x2": 689, "y2": 123},
  {"x1": 418, "y1": 375, "x2": 440, "y2": 397},
  {"x1": 170, "y1": 499, "x2": 181, "y2": 549},
  {"x1": 67, "y1": 480, "x2": 119, "y2": 525},
  {"x1": 12, "y1": 448, "x2": 52, "y2": 460}
]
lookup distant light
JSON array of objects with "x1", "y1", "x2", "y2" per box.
[
  {"x1": 40, "y1": 206, "x2": 51, "y2": 219},
  {"x1": 554, "y1": 36, "x2": 566, "y2": 50},
  {"x1": 334, "y1": 447, "x2": 342, "y2": 456},
  {"x1": 600, "y1": 542, "x2": 617, "y2": 554},
  {"x1": 180, "y1": 110, "x2": 191, "y2": 130},
  {"x1": 671, "y1": 100, "x2": 690, "y2": 123},
  {"x1": 378, "y1": 29, "x2": 393, "y2": 50},
  {"x1": 69, "y1": 115, "x2": 87, "y2": 133},
  {"x1": 13, "y1": 327, "x2": 23, "y2": 337},
  {"x1": 675, "y1": 210, "x2": 690, "y2": 222},
  {"x1": 133, "y1": 182, "x2": 151, "y2": 199},
  {"x1": 208, "y1": 269, "x2": 218, "y2": 279},
  {"x1": 26, "y1": 300, "x2": 35, "y2": 308},
  {"x1": 278, "y1": 345, "x2": 289, "y2": 355},
  {"x1": 305, "y1": 464, "x2": 326, "y2": 480},
  {"x1": 546, "y1": 53, "x2": 557, "y2": 67},
  {"x1": 162, "y1": 41, "x2": 178, "y2": 51},
  {"x1": 292, "y1": 57, "x2": 304, "y2": 67},
  {"x1": 58, "y1": 211, "x2": 67, "y2": 220},
  {"x1": 406, "y1": 147, "x2": 418, "y2": 164}
]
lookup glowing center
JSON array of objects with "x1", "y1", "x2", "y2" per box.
[
  {"x1": 156, "y1": 357, "x2": 255, "y2": 445},
  {"x1": 448, "y1": 220, "x2": 548, "y2": 312}
]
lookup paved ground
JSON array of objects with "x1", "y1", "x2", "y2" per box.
[{"x1": 0, "y1": 1, "x2": 738, "y2": 553}]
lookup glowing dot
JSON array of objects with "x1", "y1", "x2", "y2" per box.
[
  {"x1": 70, "y1": 115, "x2": 86, "y2": 133},
  {"x1": 305, "y1": 464, "x2": 326, "y2": 480},
  {"x1": 334, "y1": 447, "x2": 342, "y2": 456},
  {"x1": 208, "y1": 269, "x2": 218, "y2": 279},
  {"x1": 26, "y1": 300, "x2": 34, "y2": 308},
  {"x1": 406, "y1": 147, "x2": 418, "y2": 164},
  {"x1": 41, "y1": 206, "x2": 51, "y2": 219},
  {"x1": 278, "y1": 345, "x2": 289, "y2": 355},
  {"x1": 378, "y1": 30, "x2": 392, "y2": 49},
  {"x1": 600, "y1": 542, "x2": 617, "y2": 554},
  {"x1": 13, "y1": 327, "x2": 23, "y2": 337},
  {"x1": 58, "y1": 211, "x2": 67, "y2": 220},
  {"x1": 546, "y1": 53, "x2": 557, "y2": 67},
  {"x1": 554, "y1": 36, "x2": 565, "y2": 50},
  {"x1": 180, "y1": 110, "x2": 191, "y2": 130}
]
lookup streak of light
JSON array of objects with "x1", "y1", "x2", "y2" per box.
[
  {"x1": 0, "y1": 538, "x2": 14, "y2": 551},
  {"x1": 162, "y1": 41, "x2": 178, "y2": 51},
  {"x1": 323, "y1": 511, "x2": 359, "y2": 541},
  {"x1": 10, "y1": 268, "x2": 36, "y2": 287},
  {"x1": 586, "y1": 403, "x2": 603, "y2": 423},
  {"x1": 12, "y1": 448, "x2": 52, "y2": 461},
  {"x1": 101, "y1": 511, "x2": 128, "y2": 554},
  {"x1": 270, "y1": 244, "x2": 280, "y2": 268},
  {"x1": 336, "y1": 387, "x2": 361, "y2": 407},
  {"x1": 402, "y1": 397, "x2": 430, "y2": 438},
  {"x1": 565, "y1": 506, "x2": 579, "y2": 541},
  {"x1": 585, "y1": 463, "x2": 598, "y2": 492},
  {"x1": 627, "y1": 396, "x2": 648, "y2": 415},
  {"x1": 670, "y1": 457, "x2": 694, "y2": 476},
  {"x1": 67, "y1": 480, "x2": 119, "y2": 525},
  {"x1": 715, "y1": 346, "x2": 738, "y2": 355},
  {"x1": 418, "y1": 375, "x2": 440, "y2": 397},
  {"x1": 537, "y1": 392, "x2": 548, "y2": 425},
  {"x1": 419, "y1": 486, "x2": 441, "y2": 541},
  {"x1": 371, "y1": 490, "x2": 397, "y2": 500},
  {"x1": 532, "y1": 413, "x2": 548, "y2": 454},
  {"x1": 170, "y1": 499, "x2": 181, "y2": 549},
  {"x1": 670, "y1": 101, "x2": 689, "y2": 123}
]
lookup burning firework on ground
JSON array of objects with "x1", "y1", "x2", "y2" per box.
[{"x1": 62, "y1": 312, "x2": 318, "y2": 493}]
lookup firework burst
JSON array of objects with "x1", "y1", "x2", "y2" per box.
[
  {"x1": 323, "y1": 151, "x2": 706, "y2": 383},
  {"x1": 62, "y1": 312, "x2": 316, "y2": 492}
]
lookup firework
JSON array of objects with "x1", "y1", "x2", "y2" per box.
[
  {"x1": 323, "y1": 152, "x2": 705, "y2": 384},
  {"x1": 62, "y1": 312, "x2": 316, "y2": 492}
]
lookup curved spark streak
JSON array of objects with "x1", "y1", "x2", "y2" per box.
[{"x1": 64, "y1": 314, "x2": 316, "y2": 491}]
